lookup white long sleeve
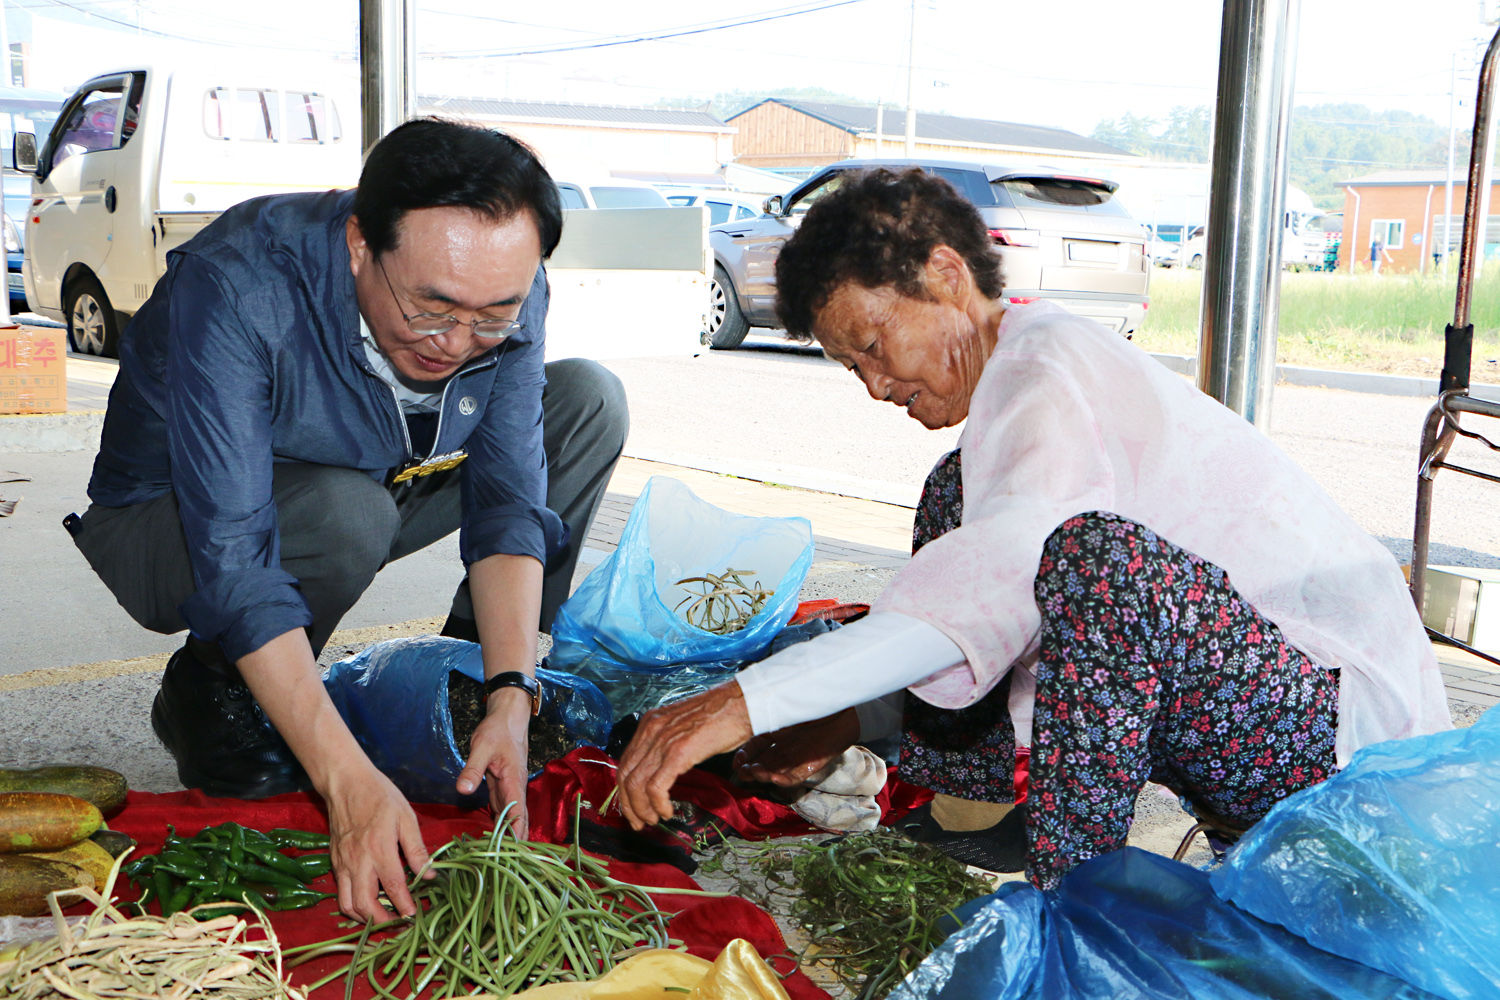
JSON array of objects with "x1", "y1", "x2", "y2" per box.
[{"x1": 734, "y1": 612, "x2": 965, "y2": 735}]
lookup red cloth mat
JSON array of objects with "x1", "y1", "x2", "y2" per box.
[
  {"x1": 526, "y1": 747, "x2": 932, "y2": 845},
  {"x1": 90, "y1": 748, "x2": 930, "y2": 1000}
]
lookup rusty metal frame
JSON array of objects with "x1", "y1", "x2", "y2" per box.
[{"x1": 1411, "y1": 23, "x2": 1500, "y2": 670}]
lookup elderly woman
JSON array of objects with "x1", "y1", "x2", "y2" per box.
[{"x1": 616, "y1": 168, "x2": 1451, "y2": 888}]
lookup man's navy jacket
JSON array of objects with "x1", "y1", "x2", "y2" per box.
[{"x1": 87, "y1": 189, "x2": 564, "y2": 662}]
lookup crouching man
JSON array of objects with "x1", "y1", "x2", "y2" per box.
[{"x1": 67, "y1": 119, "x2": 627, "y2": 920}]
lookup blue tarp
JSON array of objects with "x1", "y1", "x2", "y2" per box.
[
  {"x1": 323, "y1": 635, "x2": 612, "y2": 807},
  {"x1": 892, "y1": 848, "x2": 1439, "y2": 1000},
  {"x1": 1214, "y1": 705, "x2": 1500, "y2": 1000}
]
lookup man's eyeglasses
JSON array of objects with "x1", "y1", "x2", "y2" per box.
[{"x1": 377, "y1": 259, "x2": 523, "y2": 341}]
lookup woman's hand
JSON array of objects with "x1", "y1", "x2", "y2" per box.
[
  {"x1": 323, "y1": 759, "x2": 433, "y2": 923},
  {"x1": 456, "y1": 687, "x2": 532, "y2": 837},
  {"x1": 732, "y1": 707, "x2": 861, "y2": 788},
  {"x1": 617, "y1": 683, "x2": 754, "y2": 830}
]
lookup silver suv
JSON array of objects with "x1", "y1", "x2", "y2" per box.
[{"x1": 705, "y1": 158, "x2": 1150, "y2": 349}]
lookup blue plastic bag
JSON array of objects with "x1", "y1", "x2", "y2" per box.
[
  {"x1": 548, "y1": 476, "x2": 814, "y2": 720},
  {"x1": 893, "y1": 848, "x2": 1439, "y2": 1000},
  {"x1": 322, "y1": 635, "x2": 613, "y2": 807},
  {"x1": 1212, "y1": 705, "x2": 1500, "y2": 1000}
]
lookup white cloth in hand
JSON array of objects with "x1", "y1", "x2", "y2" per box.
[{"x1": 790, "y1": 746, "x2": 888, "y2": 833}]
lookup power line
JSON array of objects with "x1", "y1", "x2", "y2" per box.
[{"x1": 426, "y1": 0, "x2": 870, "y2": 59}]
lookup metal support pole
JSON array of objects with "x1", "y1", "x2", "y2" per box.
[
  {"x1": 360, "y1": 0, "x2": 416, "y2": 154},
  {"x1": 903, "y1": 0, "x2": 916, "y2": 157},
  {"x1": 1196, "y1": 0, "x2": 1300, "y2": 428}
]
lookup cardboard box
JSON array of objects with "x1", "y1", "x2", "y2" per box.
[
  {"x1": 1421, "y1": 565, "x2": 1500, "y2": 652},
  {"x1": 0, "y1": 326, "x2": 67, "y2": 414}
]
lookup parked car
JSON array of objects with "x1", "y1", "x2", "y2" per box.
[
  {"x1": 1148, "y1": 238, "x2": 1182, "y2": 268},
  {"x1": 553, "y1": 176, "x2": 670, "y2": 210},
  {"x1": 664, "y1": 189, "x2": 763, "y2": 226},
  {"x1": 1182, "y1": 226, "x2": 1206, "y2": 269},
  {"x1": 0, "y1": 88, "x2": 66, "y2": 314},
  {"x1": 15, "y1": 65, "x2": 360, "y2": 356},
  {"x1": 705, "y1": 157, "x2": 1150, "y2": 349},
  {"x1": 4, "y1": 172, "x2": 27, "y2": 313}
]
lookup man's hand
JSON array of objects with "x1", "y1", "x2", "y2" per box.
[
  {"x1": 456, "y1": 687, "x2": 532, "y2": 837},
  {"x1": 324, "y1": 760, "x2": 433, "y2": 923},
  {"x1": 617, "y1": 682, "x2": 754, "y2": 830},
  {"x1": 236, "y1": 629, "x2": 433, "y2": 925},
  {"x1": 733, "y1": 707, "x2": 861, "y2": 789}
]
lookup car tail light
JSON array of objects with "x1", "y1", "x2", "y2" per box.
[
  {"x1": 989, "y1": 228, "x2": 1039, "y2": 247},
  {"x1": 1007, "y1": 297, "x2": 1038, "y2": 305}
]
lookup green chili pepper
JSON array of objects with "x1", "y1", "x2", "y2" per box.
[
  {"x1": 228, "y1": 825, "x2": 245, "y2": 867},
  {"x1": 266, "y1": 888, "x2": 335, "y2": 911},
  {"x1": 163, "y1": 880, "x2": 193, "y2": 918},
  {"x1": 149, "y1": 869, "x2": 172, "y2": 912},
  {"x1": 268, "y1": 828, "x2": 330, "y2": 850},
  {"x1": 227, "y1": 857, "x2": 306, "y2": 888},
  {"x1": 243, "y1": 841, "x2": 312, "y2": 880},
  {"x1": 291, "y1": 852, "x2": 332, "y2": 880}
]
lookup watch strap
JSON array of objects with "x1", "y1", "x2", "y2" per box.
[{"x1": 484, "y1": 671, "x2": 541, "y2": 716}]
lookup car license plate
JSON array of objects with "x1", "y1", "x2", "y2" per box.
[
  {"x1": 1067, "y1": 241, "x2": 1119, "y2": 264},
  {"x1": 7, "y1": 273, "x2": 22, "y2": 290}
]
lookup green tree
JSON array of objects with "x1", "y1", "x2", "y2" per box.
[{"x1": 1093, "y1": 103, "x2": 1463, "y2": 210}]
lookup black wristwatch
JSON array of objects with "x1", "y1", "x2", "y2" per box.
[{"x1": 483, "y1": 671, "x2": 541, "y2": 715}]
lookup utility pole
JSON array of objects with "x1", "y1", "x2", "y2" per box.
[
  {"x1": 874, "y1": 102, "x2": 884, "y2": 155},
  {"x1": 0, "y1": 0, "x2": 10, "y2": 88},
  {"x1": 1445, "y1": 52, "x2": 1458, "y2": 278},
  {"x1": 903, "y1": 0, "x2": 916, "y2": 157}
]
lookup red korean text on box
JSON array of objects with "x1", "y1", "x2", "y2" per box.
[{"x1": 0, "y1": 327, "x2": 67, "y2": 414}]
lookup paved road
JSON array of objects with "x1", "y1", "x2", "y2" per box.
[{"x1": 4, "y1": 338, "x2": 1499, "y2": 673}]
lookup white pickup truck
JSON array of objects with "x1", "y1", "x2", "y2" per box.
[{"x1": 14, "y1": 65, "x2": 709, "y2": 361}]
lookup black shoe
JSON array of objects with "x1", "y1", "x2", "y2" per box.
[
  {"x1": 151, "y1": 645, "x2": 310, "y2": 799},
  {"x1": 897, "y1": 802, "x2": 1029, "y2": 873}
]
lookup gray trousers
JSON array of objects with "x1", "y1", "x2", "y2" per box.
[{"x1": 73, "y1": 358, "x2": 627, "y2": 656}]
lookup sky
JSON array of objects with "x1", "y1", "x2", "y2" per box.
[{"x1": 16, "y1": 0, "x2": 1500, "y2": 139}]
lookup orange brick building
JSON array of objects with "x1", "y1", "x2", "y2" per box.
[{"x1": 1338, "y1": 170, "x2": 1499, "y2": 274}]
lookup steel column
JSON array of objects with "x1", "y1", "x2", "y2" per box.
[
  {"x1": 360, "y1": 0, "x2": 416, "y2": 154},
  {"x1": 1196, "y1": 0, "x2": 1300, "y2": 428}
]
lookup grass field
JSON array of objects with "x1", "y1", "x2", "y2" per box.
[{"x1": 1134, "y1": 269, "x2": 1500, "y2": 380}]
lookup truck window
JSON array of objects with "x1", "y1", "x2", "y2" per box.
[
  {"x1": 236, "y1": 89, "x2": 277, "y2": 142},
  {"x1": 203, "y1": 88, "x2": 279, "y2": 141},
  {"x1": 48, "y1": 74, "x2": 141, "y2": 170},
  {"x1": 284, "y1": 92, "x2": 341, "y2": 143}
]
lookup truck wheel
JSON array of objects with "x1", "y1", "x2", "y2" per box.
[
  {"x1": 65, "y1": 274, "x2": 120, "y2": 357},
  {"x1": 706, "y1": 266, "x2": 749, "y2": 350}
]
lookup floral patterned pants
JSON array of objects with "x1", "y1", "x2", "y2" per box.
[{"x1": 901, "y1": 451, "x2": 1341, "y2": 889}]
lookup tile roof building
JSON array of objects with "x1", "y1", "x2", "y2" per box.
[
  {"x1": 419, "y1": 96, "x2": 737, "y2": 179},
  {"x1": 726, "y1": 98, "x2": 1137, "y2": 170}
]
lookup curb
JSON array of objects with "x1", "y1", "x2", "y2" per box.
[
  {"x1": 1150, "y1": 354, "x2": 1500, "y2": 402},
  {"x1": 0, "y1": 411, "x2": 104, "y2": 452},
  {"x1": 623, "y1": 447, "x2": 923, "y2": 509}
]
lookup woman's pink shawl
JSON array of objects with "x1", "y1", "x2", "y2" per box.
[{"x1": 876, "y1": 301, "x2": 1451, "y2": 766}]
